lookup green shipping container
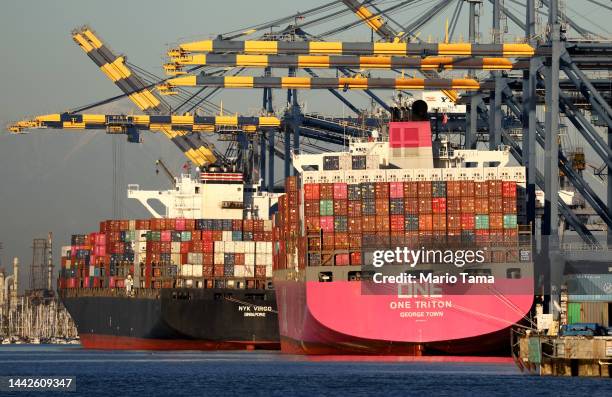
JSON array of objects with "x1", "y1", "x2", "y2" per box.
[
  {"x1": 503, "y1": 214, "x2": 517, "y2": 229},
  {"x1": 567, "y1": 302, "x2": 581, "y2": 324},
  {"x1": 181, "y1": 231, "x2": 192, "y2": 242},
  {"x1": 475, "y1": 215, "x2": 489, "y2": 230},
  {"x1": 320, "y1": 200, "x2": 334, "y2": 216}
]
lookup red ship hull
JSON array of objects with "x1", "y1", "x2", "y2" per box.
[
  {"x1": 80, "y1": 334, "x2": 279, "y2": 351},
  {"x1": 275, "y1": 279, "x2": 533, "y2": 356}
]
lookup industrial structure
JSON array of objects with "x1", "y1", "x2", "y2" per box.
[{"x1": 6, "y1": 0, "x2": 612, "y2": 345}]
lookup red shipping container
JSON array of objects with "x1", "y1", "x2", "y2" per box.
[
  {"x1": 489, "y1": 229, "x2": 504, "y2": 242},
  {"x1": 349, "y1": 234, "x2": 362, "y2": 249},
  {"x1": 305, "y1": 200, "x2": 320, "y2": 217},
  {"x1": 333, "y1": 183, "x2": 348, "y2": 199},
  {"x1": 333, "y1": 200, "x2": 348, "y2": 215},
  {"x1": 376, "y1": 215, "x2": 390, "y2": 232},
  {"x1": 212, "y1": 231, "x2": 223, "y2": 241},
  {"x1": 404, "y1": 197, "x2": 419, "y2": 213},
  {"x1": 160, "y1": 242, "x2": 171, "y2": 253},
  {"x1": 202, "y1": 253, "x2": 214, "y2": 265},
  {"x1": 418, "y1": 198, "x2": 432, "y2": 214},
  {"x1": 348, "y1": 201, "x2": 362, "y2": 217},
  {"x1": 502, "y1": 181, "x2": 517, "y2": 197},
  {"x1": 375, "y1": 199, "x2": 390, "y2": 214},
  {"x1": 350, "y1": 252, "x2": 362, "y2": 266},
  {"x1": 231, "y1": 219, "x2": 242, "y2": 231},
  {"x1": 335, "y1": 233, "x2": 349, "y2": 249},
  {"x1": 403, "y1": 182, "x2": 418, "y2": 197},
  {"x1": 432, "y1": 197, "x2": 447, "y2": 213},
  {"x1": 475, "y1": 198, "x2": 489, "y2": 213},
  {"x1": 175, "y1": 218, "x2": 186, "y2": 231},
  {"x1": 161, "y1": 231, "x2": 171, "y2": 242},
  {"x1": 335, "y1": 254, "x2": 350, "y2": 266},
  {"x1": 254, "y1": 220, "x2": 264, "y2": 232},
  {"x1": 460, "y1": 181, "x2": 475, "y2": 196},
  {"x1": 375, "y1": 182, "x2": 390, "y2": 198},
  {"x1": 180, "y1": 242, "x2": 190, "y2": 254},
  {"x1": 433, "y1": 214, "x2": 447, "y2": 231},
  {"x1": 488, "y1": 180, "x2": 503, "y2": 196},
  {"x1": 322, "y1": 234, "x2": 335, "y2": 249},
  {"x1": 419, "y1": 214, "x2": 433, "y2": 230},
  {"x1": 461, "y1": 197, "x2": 475, "y2": 213},
  {"x1": 502, "y1": 197, "x2": 517, "y2": 213},
  {"x1": 390, "y1": 214, "x2": 404, "y2": 231},
  {"x1": 417, "y1": 182, "x2": 432, "y2": 197},
  {"x1": 304, "y1": 183, "x2": 320, "y2": 200},
  {"x1": 166, "y1": 218, "x2": 176, "y2": 230},
  {"x1": 475, "y1": 229, "x2": 490, "y2": 243},
  {"x1": 214, "y1": 265, "x2": 225, "y2": 276},
  {"x1": 504, "y1": 228, "x2": 518, "y2": 242},
  {"x1": 201, "y1": 230, "x2": 213, "y2": 241},
  {"x1": 191, "y1": 230, "x2": 202, "y2": 241},
  {"x1": 348, "y1": 218, "x2": 362, "y2": 233},
  {"x1": 306, "y1": 216, "x2": 320, "y2": 231},
  {"x1": 320, "y1": 216, "x2": 334, "y2": 233},
  {"x1": 389, "y1": 182, "x2": 404, "y2": 199},
  {"x1": 235, "y1": 253, "x2": 245, "y2": 266},
  {"x1": 119, "y1": 220, "x2": 129, "y2": 231},
  {"x1": 320, "y1": 183, "x2": 334, "y2": 199},
  {"x1": 460, "y1": 214, "x2": 475, "y2": 230}
]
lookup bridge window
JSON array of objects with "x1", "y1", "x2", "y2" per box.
[
  {"x1": 506, "y1": 268, "x2": 521, "y2": 279},
  {"x1": 319, "y1": 272, "x2": 333, "y2": 282}
]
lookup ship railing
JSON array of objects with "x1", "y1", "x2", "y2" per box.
[{"x1": 559, "y1": 242, "x2": 608, "y2": 251}]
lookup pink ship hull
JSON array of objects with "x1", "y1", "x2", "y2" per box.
[{"x1": 275, "y1": 279, "x2": 533, "y2": 355}]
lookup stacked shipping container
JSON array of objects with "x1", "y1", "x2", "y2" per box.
[
  {"x1": 273, "y1": 175, "x2": 523, "y2": 270},
  {"x1": 59, "y1": 218, "x2": 274, "y2": 290}
]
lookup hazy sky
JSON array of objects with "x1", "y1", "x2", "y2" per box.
[{"x1": 0, "y1": 0, "x2": 609, "y2": 290}]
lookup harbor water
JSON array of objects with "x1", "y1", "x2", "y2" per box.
[{"x1": 0, "y1": 346, "x2": 610, "y2": 396}]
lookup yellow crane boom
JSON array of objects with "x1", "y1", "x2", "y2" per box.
[{"x1": 71, "y1": 26, "x2": 218, "y2": 166}]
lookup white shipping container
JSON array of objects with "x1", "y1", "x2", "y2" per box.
[
  {"x1": 128, "y1": 220, "x2": 136, "y2": 230},
  {"x1": 265, "y1": 264, "x2": 273, "y2": 278},
  {"x1": 245, "y1": 242, "x2": 256, "y2": 253},
  {"x1": 234, "y1": 264, "x2": 246, "y2": 278},
  {"x1": 214, "y1": 241, "x2": 225, "y2": 252},
  {"x1": 222, "y1": 231, "x2": 233, "y2": 241},
  {"x1": 263, "y1": 220, "x2": 273, "y2": 232},
  {"x1": 171, "y1": 253, "x2": 182, "y2": 265},
  {"x1": 181, "y1": 264, "x2": 193, "y2": 277},
  {"x1": 89, "y1": 265, "x2": 95, "y2": 275},
  {"x1": 244, "y1": 264, "x2": 255, "y2": 277},
  {"x1": 214, "y1": 252, "x2": 225, "y2": 265},
  {"x1": 245, "y1": 253, "x2": 255, "y2": 265},
  {"x1": 61, "y1": 246, "x2": 71, "y2": 257},
  {"x1": 188, "y1": 253, "x2": 203, "y2": 265},
  {"x1": 255, "y1": 253, "x2": 267, "y2": 265},
  {"x1": 171, "y1": 242, "x2": 181, "y2": 253},
  {"x1": 234, "y1": 241, "x2": 244, "y2": 253},
  {"x1": 192, "y1": 265, "x2": 203, "y2": 277},
  {"x1": 225, "y1": 241, "x2": 236, "y2": 252}
]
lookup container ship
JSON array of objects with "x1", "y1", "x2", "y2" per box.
[
  {"x1": 272, "y1": 103, "x2": 534, "y2": 355},
  {"x1": 58, "y1": 171, "x2": 281, "y2": 350}
]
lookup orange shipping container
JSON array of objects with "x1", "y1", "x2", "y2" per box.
[
  {"x1": 362, "y1": 216, "x2": 377, "y2": 232},
  {"x1": 403, "y1": 182, "x2": 418, "y2": 197},
  {"x1": 376, "y1": 216, "x2": 390, "y2": 232},
  {"x1": 375, "y1": 182, "x2": 390, "y2": 198},
  {"x1": 417, "y1": 182, "x2": 432, "y2": 197},
  {"x1": 348, "y1": 218, "x2": 362, "y2": 233},
  {"x1": 461, "y1": 197, "x2": 475, "y2": 213},
  {"x1": 375, "y1": 199, "x2": 390, "y2": 214},
  {"x1": 418, "y1": 198, "x2": 432, "y2": 214},
  {"x1": 348, "y1": 201, "x2": 362, "y2": 217},
  {"x1": 419, "y1": 214, "x2": 433, "y2": 231},
  {"x1": 404, "y1": 197, "x2": 419, "y2": 213},
  {"x1": 474, "y1": 198, "x2": 489, "y2": 213},
  {"x1": 488, "y1": 180, "x2": 503, "y2": 196},
  {"x1": 433, "y1": 214, "x2": 447, "y2": 231},
  {"x1": 475, "y1": 181, "x2": 488, "y2": 197},
  {"x1": 489, "y1": 213, "x2": 503, "y2": 229},
  {"x1": 460, "y1": 181, "x2": 475, "y2": 196},
  {"x1": 333, "y1": 200, "x2": 348, "y2": 215},
  {"x1": 446, "y1": 181, "x2": 461, "y2": 197}
]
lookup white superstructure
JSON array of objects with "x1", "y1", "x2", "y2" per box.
[{"x1": 127, "y1": 173, "x2": 280, "y2": 220}]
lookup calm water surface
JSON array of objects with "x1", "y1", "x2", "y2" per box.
[{"x1": 0, "y1": 345, "x2": 609, "y2": 396}]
